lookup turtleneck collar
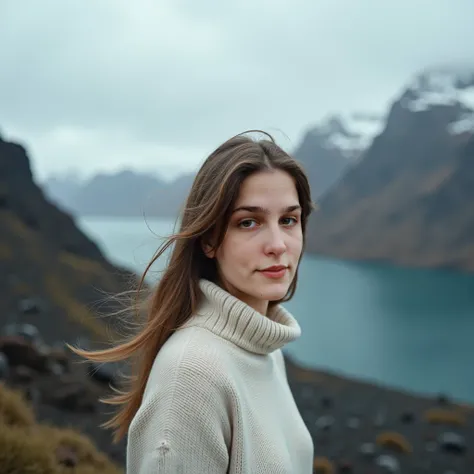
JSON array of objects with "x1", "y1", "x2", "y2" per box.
[{"x1": 181, "y1": 279, "x2": 301, "y2": 355}]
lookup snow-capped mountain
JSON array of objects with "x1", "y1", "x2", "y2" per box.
[
  {"x1": 400, "y1": 68, "x2": 474, "y2": 135},
  {"x1": 294, "y1": 113, "x2": 385, "y2": 198},
  {"x1": 305, "y1": 66, "x2": 474, "y2": 271},
  {"x1": 309, "y1": 113, "x2": 385, "y2": 159}
]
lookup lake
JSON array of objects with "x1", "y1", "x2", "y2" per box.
[{"x1": 77, "y1": 216, "x2": 474, "y2": 403}]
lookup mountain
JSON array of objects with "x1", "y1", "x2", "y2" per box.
[
  {"x1": 294, "y1": 113, "x2": 384, "y2": 198},
  {"x1": 42, "y1": 172, "x2": 83, "y2": 211},
  {"x1": 43, "y1": 115, "x2": 385, "y2": 218},
  {"x1": 0, "y1": 133, "x2": 137, "y2": 345},
  {"x1": 43, "y1": 169, "x2": 193, "y2": 218},
  {"x1": 306, "y1": 67, "x2": 474, "y2": 270}
]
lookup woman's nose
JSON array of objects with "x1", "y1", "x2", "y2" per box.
[{"x1": 264, "y1": 228, "x2": 287, "y2": 255}]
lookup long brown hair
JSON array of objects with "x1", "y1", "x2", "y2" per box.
[{"x1": 69, "y1": 130, "x2": 314, "y2": 443}]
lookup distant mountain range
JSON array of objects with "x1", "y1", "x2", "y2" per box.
[
  {"x1": 42, "y1": 115, "x2": 379, "y2": 217},
  {"x1": 40, "y1": 66, "x2": 474, "y2": 271},
  {"x1": 44, "y1": 170, "x2": 194, "y2": 218}
]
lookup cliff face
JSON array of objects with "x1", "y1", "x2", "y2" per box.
[
  {"x1": 306, "y1": 69, "x2": 474, "y2": 271},
  {"x1": 0, "y1": 134, "x2": 136, "y2": 345},
  {"x1": 294, "y1": 114, "x2": 384, "y2": 199}
]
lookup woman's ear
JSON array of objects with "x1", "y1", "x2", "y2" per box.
[{"x1": 201, "y1": 240, "x2": 216, "y2": 258}]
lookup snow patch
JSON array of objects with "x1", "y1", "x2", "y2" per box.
[
  {"x1": 403, "y1": 68, "x2": 474, "y2": 135},
  {"x1": 311, "y1": 113, "x2": 385, "y2": 158}
]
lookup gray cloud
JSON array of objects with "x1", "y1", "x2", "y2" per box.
[{"x1": 1, "y1": 0, "x2": 473, "y2": 180}]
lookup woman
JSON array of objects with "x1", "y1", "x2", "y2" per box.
[{"x1": 71, "y1": 130, "x2": 316, "y2": 473}]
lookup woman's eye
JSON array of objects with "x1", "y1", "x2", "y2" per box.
[
  {"x1": 281, "y1": 217, "x2": 298, "y2": 226},
  {"x1": 239, "y1": 219, "x2": 258, "y2": 228}
]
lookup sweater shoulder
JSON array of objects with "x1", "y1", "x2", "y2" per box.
[{"x1": 143, "y1": 326, "x2": 232, "y2": 402}]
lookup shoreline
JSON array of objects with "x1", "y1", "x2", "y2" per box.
[{"x1": 285, "y1": 353, "x2": 474, "y2": 407}]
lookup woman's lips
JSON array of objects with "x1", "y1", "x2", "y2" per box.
[{"x1": 258, "y1": 267, "x2": 288, "y2": 279}]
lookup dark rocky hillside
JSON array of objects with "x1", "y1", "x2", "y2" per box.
[{"x1": 0, "y1": 133, "x2": 143, "y2": 465}]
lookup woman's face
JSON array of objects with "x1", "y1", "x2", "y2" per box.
[{"x1": 206, "y1": 169, "x2": 303, "y2": 315}]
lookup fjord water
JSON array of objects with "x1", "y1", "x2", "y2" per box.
[{"x1": 78, "y1": 216, "x2": 474, "y2": 403}]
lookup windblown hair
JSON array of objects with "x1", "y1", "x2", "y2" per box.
[{"x1": 69, "y1": 130, "x2": 314, "y2": 443}]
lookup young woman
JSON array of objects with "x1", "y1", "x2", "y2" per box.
[{"x1": 71, "y1": 130, "x2": 316, "y2": 473}]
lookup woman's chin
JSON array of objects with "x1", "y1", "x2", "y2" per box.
[{"x1": 259, "y1": 283, "x2": 289, "y2": 302}]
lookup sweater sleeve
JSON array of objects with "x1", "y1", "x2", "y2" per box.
[{"x1": 127, "y1": 350, "x2": 231, "y2": 474}]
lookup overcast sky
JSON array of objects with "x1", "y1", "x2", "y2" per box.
[{"x1": 1, "y1": 0, "x2": 473, "y2": 182}]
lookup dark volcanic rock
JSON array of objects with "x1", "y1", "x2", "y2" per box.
[
  {"x1": 0, "y1": 131, "x2": 142, "y2": 466},
  {"x1": 1, "y1": 326, "x2": 127, "y2": 465},
  {"x1": 0, "y1": 133, "x2": 139, "y2": 346}
]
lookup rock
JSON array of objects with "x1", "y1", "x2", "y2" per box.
[
  {"x1": 0, "y1": 336, "x2": 48, "y2": 372},
  {"x1": 375, "y1": 454, "x2": 400, "y2": 472},
  {"x1": 314, "y1": 415, "x2": 335, "y2": 432},
  {"x1": 0, "y1": 351, "x2": 10, "y2": 379},
  {"x1": 425, "y1": 441, "x2": 437, "y2": 453},
  {"x1": 337, "y1": 460, "x2": 353, "y2": 473},
  {"x1": 359, "y1": 442, "x2": 376, "y2": 458},
  {"x1": 3, "y1": 323, "x2": 43, "y2": 347},
  {"x1": 18, "y1": 297, "x2": 44, "y2": 315},
  {"x1": 46, "y1": 347, "x2": 71, "y2": 373},
  {"x1": 346, "y1": 416, "x2": 361, "y2": 429},
  {"x1": 374, "y1": 407, "x2": 387, "y2": 427},
  {"x1": 400, "y1": 411, "x2": 415, "y2": 424},
  {"x1": 24, "y1": 386, "x2": 41, "y2": 407},
  {"x1": 48, "y1": 384, "x2": 96, "y2": 413},
  {"x1": 48, "y1": 361, "x2": 66, "y2": 376},
  {"x1": 438, "y1": 432, "x2": 466, "y2": 455},
  {"x1": 11, "y1": 365, "x2": 35, "y2": 383},
  {"x1": 321, "y1": 395, "x2": 333, "y2": 409}
]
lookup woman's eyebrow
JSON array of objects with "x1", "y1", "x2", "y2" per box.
[{"x1": 232, "y1": 205, "x2": 301, "y2": 214}]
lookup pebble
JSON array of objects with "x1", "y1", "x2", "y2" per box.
[
  {"x1": 314, "y1": 415, "x2": 335, "y2": 432},
  {"x1": 375, "y1": 454, "x2": 400, "y2": 472},
  {"x1": 359, "y1": 442, "x2": 376, "y2": 458},
  {"x1": 438, "y1": 432, "x2": 466, "y2": 455},
  {"x1": 346, "y1": 416, "x2": 361, "y2": 429}
]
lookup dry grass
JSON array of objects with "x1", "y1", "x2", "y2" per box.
[
  {"x1": 0, "y1": 382, "x2": 36, "y2": 428},
  {"x1": 44, "y1": 274, "x2": 111, "y2": 341},
  {"x1": 59, "y1": 251, "x2": 115, "y2": 288},
  {"x1": 423, "y1": 407, "x2": 467, "y2": 426},
  {"x1": 313, "y1": 456, "x2": 334, "y2": 473},
  {"x1": 376, "y1": 431, "x2": 413, "y2": 454},
  {"x1": 0, "y1": 383, "x2": 123, "y2": 474}
]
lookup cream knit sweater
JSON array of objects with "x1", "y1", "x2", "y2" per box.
[{"x1": 126, "y1": 279, "x2": 314, "y2": 473}]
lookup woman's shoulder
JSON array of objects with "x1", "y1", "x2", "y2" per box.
[{"x1": 144, "y1": 326, "x2": 232, "y2": 397}]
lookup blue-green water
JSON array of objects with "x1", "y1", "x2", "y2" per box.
[{"x1": 77, "y1": 216, "x2": 474, "y2": 403}]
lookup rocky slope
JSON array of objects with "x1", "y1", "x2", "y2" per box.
[
  {"x1": 0, "y1": 133, "x2": 145, "y2": 465},
  {"x1": 0, "y1": 133, "x2": 139, "y2": 345},
  {"x1": 294, "y1": 113, "x2": 384, "y2": 198},
  {"x1": 306, "y1": 68, "x2": 474, "y2": 270}
]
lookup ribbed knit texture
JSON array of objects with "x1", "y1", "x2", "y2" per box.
[{"x1": 126, "y1": 279, "x2": 314, "y2": 473}]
